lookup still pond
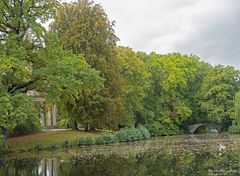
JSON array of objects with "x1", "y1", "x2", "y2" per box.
[{"x1": 1, "y1": 134, "x2": 240, "y2": 176}]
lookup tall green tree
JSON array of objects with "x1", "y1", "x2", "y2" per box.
[
  {"x1": 51, "y1": 0, "x2": 125, "y2": 130},
  {"x1": 0, "y1": 0, "x2": 103, "y2": 138},
  {"x1": 198, "y1": 65, "x2": 240, "y2": 126},
  {"x1": 140, "y1": 53, "x2": 198, "y2": 134},
  {"x1": 180, "y1": 60, "x2": 212, "y2": 126},
  {"x1": 115, "y1": 47, "x2": 151, "y2": 127}
]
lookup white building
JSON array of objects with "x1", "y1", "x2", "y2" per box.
[{"x1": 27, "y1": 91, "x2": 57, "y2": 128}]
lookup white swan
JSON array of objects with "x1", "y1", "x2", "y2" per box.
[{"x1": 219, "y1": 144, "x2": 226, "y2": 152}]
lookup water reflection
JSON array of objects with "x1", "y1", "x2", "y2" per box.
[
  {"x1": 1, "y1": 135, "x2": 240, "y2": 176},
  {"x1": 0, "y1": 158, "x2": 58, "y2": 176},
  {"x1": 38, "y1": 158, "x2": 57, "y2": 176}
]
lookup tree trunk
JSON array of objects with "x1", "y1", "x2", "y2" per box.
[
  {"x1": 90, "y1": 125, "x2": 96, "y2": 131},
  {"x1": 171, "y1": 101, "x2": 178, "y2": 119},
  {"x1": 0, "y1": 127, "x2": 8, "y2": 140},
  {"x1": 84, "y1": 124, "x2": 89, "y2": 131},
  {"x1": 72, "y1": 120, "x2": 78, "y2": 131}
]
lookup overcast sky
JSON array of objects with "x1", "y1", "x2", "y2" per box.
[{"x1": 65, "y1": 0, "x2": 240, "y2": 69}]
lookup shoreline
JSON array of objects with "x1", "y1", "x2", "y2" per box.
[{"x1": 1, "y1": 133, "x2": 237, "y2": 159}]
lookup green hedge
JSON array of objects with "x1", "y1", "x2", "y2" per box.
[
  {"x1": 77, "y1": 137, "x2": 95, "y2": 146},
  {"x1": 116, "y1": 126, "x2": 150, "y2": 142},
  {"x1": 228, "y1": 125, "x2": 240, "y2": 134},
  {"x1": 30, "y1": 127, "x2": 151, "y2": 152},
  {"x1": 138, "y1": 126, "x2": 151, "y2": 139},
  {"x1": 77, "y1": 126, "x2": 150, "y2": 147},
  {"x1": 96, "y1": 133, "x2": 117, "y2": 144},
  {"x1": 10, "y1": 116, "x2": 41, "y2": 137}
]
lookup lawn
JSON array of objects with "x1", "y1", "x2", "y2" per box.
[{"x1": 7, "y1": 129, "x2": 101, "y2": 152}]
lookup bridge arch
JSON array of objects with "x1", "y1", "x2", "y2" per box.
[{"x1": 188, "y1": 123, "x2": 224, "y2": 134}]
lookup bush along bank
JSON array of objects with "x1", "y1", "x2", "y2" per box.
[
  {"x1": 0, "y1": 135, "x2": 6, "y2": 150},
  {"x1": 146, "y1": 122, "x2": 183, "y2": 136},
  {"x1": 31, "y1": 126, "x2": 151, "y2": 152},
  {"x1": 228, "y1": 125, "x2": 240, "y2": 134}
]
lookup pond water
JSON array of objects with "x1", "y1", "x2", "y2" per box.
[{"x1": 1, "y1": 134, "x2": 240, "y2": 176}]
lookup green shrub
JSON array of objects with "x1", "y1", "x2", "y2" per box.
[
  {"x1": 229, "y1": 125, "x2": 240, "y2": 134},
  {"x1": 10, "y1": 108, "x2": 41, "y2": 137},
  {"x1": 116, "y1": 128, "x2": 132, "y2": 142},
  {"x1": 77, "y1": 137, "x2": 95, "y2": 146},
  {"x1": 77, "y1": 138, "x2": 86, "y2": 146},
  {"x1": 58, "y1": 118, "x2": 71, "y2": 129},
  {"x1": 75, "y1": 127, "x2": 151, "y2": 147},
  {"x1": 11, "y1": 121, "x2": 40, "y2": 136},
  {"x1": 138, "y1": 126, "x2": 151, "y2": 140},
  {"x1": 134, "y1": 130, "x2": 144, "y2": 140},
  {"x1": 49, "y1": 143, "x2": 58, "y2": 151},
  {"x1": 85, "y1": 137, "x2": 95, "y2": 146},
  {"x1": 100, "y1": 133, "x2": 118, "y2": 144},
  {"x1": 129, "y1": 127, "x2": 142, "y2": 141},
  {"x1": 128, "y1": 128, "x2": 137, "y2": 141},
  {"x1": 146, "y1": 123, "x2": 160, "y2": 136},
  {"x1": 96, "y1": 136, "x2": 106, "y2": 145},
  {"x1": 0, "y1": 135, "x2": 6, "y2": 150},
  {"x1": 116, "y1": 127, "x2": 150, "y2": 142},
  {"x1": 62, "y1": 140, "x2": 71, "y2": 149},
  {"x1": 34, "y1": 143, "x2": 44, "y2": 151}
]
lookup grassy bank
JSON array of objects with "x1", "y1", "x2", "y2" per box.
[
  {"x1": 4, "y1": 126, "x2": 150, "y2": 153},
  {"x1": 6, "y1": 129, "x2": 101, "y2": 152}
]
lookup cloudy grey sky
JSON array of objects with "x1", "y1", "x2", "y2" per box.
[{"x1": 66, "y1": 0, "x2": 240, "y2": 69}]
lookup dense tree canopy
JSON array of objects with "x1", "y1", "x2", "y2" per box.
[
  {"x1": 115, "y1": 47, "x2": 150, "y2": 127},
  {"x1": 51, "y1": 0, "x2": 125, "y2": 130},
  {"x1": 140, "y1": 53, "x2": 199, "y2": 134},
  {"x1": 0, "y1": 0, "x2": 240, "y2": 138},
  {"x1": 0, "y1": 0, "x2": 57, "y2": 41},
  {"x1": 0, "y1": 0, "x2": 103, "y2": 138},
  {"x1": 198, "y1": 66, "x2": 240, "y2": 125}
]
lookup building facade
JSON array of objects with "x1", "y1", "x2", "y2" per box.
[{"x1": 27, "y1": 91, "x2": 57, "y2": 128}]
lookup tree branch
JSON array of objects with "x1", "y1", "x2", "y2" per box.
[
  {"x1": 8, "y1": 79, "x2": 37, "y2": 94},
  {"x1": 0, "y1": 21, "x2": 17, "y2": 32},
  {"x1": 0, "y1": 25, "x2": 9, "y2": 34}
]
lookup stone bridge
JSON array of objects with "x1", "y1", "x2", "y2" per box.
[{"x1": 188, "y1": 123, "x2": 224, "y2": 134}]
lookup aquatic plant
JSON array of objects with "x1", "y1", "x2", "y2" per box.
[
  {"x1": 49, "y1": 143, "x2": 58, "y2": 151},
  {"x1": 33, "y1": 143, "x2": 44, "y2": 151},
  {"x1": 62, "y1": 140, "x2": 71, "y2": 149}
]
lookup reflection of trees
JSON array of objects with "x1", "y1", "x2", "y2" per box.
[
  {"x1": 0, "y1": 157, "x2": 40, "y2": 176},
  {"x1": 2, "y1": 149, "x2": 240, "y2": 175},
  {"x1": 38, "y1": 158, "x2": 58, "y2": 176},
  {"x1": 0, "y1": 158, "x2": 58, "y2": 176}
]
